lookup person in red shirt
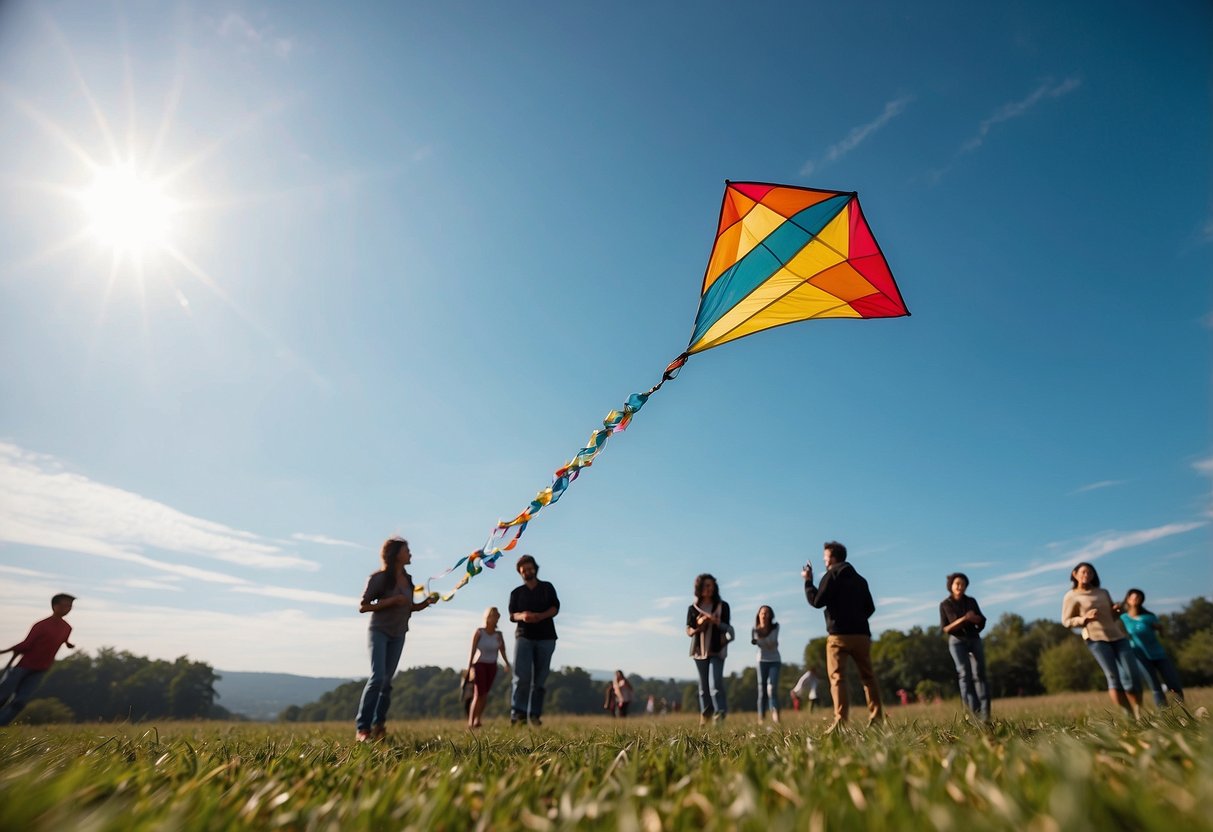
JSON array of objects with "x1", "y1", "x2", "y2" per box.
[{"x1": 0, "y1": 593, "x2": 76, "y2": 726}]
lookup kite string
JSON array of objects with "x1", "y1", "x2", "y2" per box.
[{"x1": 417, "y1": 352, "x2": 690, "y2": 603}]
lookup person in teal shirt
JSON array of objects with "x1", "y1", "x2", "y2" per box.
[{"x1": 1120, "y1": 588, "x2": 1184, "y2": 707}]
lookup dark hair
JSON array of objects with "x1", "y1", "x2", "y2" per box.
[
  {"x1": 693, "y1": 573, "x2": 720, "y2": 604},
  {"x1": 516, "y1": 554, "x2": 538, "y2": 574},
  {"x1": 1122, "y1": 588, "x2": 1153, "y2": 616},
  {"x1": 823, "y1": 541, "x2": 848, "y2": 562},
  {"x1": 1069, "y1": 561, "x2": 1101, "y2": 589},
  {"x1": 51, "y1": 593, "x2": 76, "y2": 607},
  {"x1": 754, "y1": 605, "x2": 776, "y2": 630},
  {"x1": 946, "y1": 573, "x2": 970, "y2": 592},
  {"x1": 378, "y1": 540, "x2": 407, "y2": 572}
]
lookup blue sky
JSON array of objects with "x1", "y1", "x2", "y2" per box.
[{"x1": 1, "y1": 1, "x2": 1209, "y2": 683}]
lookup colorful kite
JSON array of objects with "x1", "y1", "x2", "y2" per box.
[{"x1": 419, "y1": 181, "x2": 910, "y2": 602}]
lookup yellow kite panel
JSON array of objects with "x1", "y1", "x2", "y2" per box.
[
  {"x1": 704, "y1": 202, "x2": 788, "y2": 291},
  {"x1": 693, "y1": 264, "x2": 852, "y2": 351}
]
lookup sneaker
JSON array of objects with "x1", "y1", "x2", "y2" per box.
[
  {"x1": 371, "y1": 725, "x2": 387, "y2": 742},
  {"x1": 355, "y1": 730, "x2": 371, "y2": 743},
  {"x1": 530, "y1": 716, "x2": 542, "y2": 727}
]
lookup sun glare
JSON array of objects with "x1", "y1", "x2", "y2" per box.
[{"x1": 81, "y1": 165, "x2": 177, "y2": 254}]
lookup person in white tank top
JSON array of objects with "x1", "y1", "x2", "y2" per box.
[{"x1": 466, "y1": 607, "x2": 511, "y2": 729}]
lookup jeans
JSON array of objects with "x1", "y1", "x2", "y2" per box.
[
  {"x1": 0, "y1": 667, "x2": 46, "y2": 726},
  {"x1": 1132, "y1": 649, "x2": 1184, "y2": 706},
  {"x1": 693, "y1": 655, "x2": 726, "y2": 717},
  {"x1": 757, "y1": 661, "x2": 781, "y2": 717},
  {"x1": 1086, "y1": 639, "x2": 1142, "y2": 694},
  {"x1": 355, "y1": 629, "x2": 406, "y2": 731},
  {"x1": 512, "y1": 638, "x2": 556, "y2": 720},
  {"x1": 947, "y1": 635, "x2": 991, "y2": 719}
]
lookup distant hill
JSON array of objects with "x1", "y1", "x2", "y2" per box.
[{"x1": 215, "y1": 670, "x2": 357, "y2": 720}]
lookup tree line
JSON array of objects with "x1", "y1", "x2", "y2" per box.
[
  {"x1": 15, "y1": 648, "x2": 227, "y2": 724},
  {"x1": 283, "y1": 596, "x2": 1213, "y2": 721},
  {"x1": 14, "y1": 597, "x2": 1209, "y2": 723}
]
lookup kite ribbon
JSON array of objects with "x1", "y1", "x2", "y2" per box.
[{"x1": 419, "y1": 352, "x2": 689, "y2": 603}]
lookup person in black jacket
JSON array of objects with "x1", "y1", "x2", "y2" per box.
[{"x1": 803, "y1": 540, "x2": 883, "y2": 728}]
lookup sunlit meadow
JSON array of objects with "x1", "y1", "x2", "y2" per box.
[{"x1": 1, "y1": 690, "x2": 1209, "y2": 831}]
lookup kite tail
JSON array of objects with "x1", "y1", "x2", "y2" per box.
[{"x1": 419, "y1": 352, "x2": 690, "y2": 603}]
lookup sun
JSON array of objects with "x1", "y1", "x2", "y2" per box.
[{"x1": 80, "y1": 164, "x2": 178, "y2": 256}]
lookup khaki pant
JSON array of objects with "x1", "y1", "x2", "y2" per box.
[{"x1": 826, "y1": 634, "x2": 884, "y2": 723}]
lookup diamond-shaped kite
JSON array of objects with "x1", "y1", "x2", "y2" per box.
[{"x1": 421, "y1": 181, "x2": 909, "y2": 601}]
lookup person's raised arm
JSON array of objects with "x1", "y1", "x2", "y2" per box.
[{"x1": 804, "y1": 569, "x2": 833, "y2": 609}]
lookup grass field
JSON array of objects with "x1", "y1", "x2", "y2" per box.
[{"x1": 1, "y1": 690, "x2": 1209, "y2": 831}]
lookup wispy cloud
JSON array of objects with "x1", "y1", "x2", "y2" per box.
[
  {"x1": 218, "y1": 13, "x2": 294, "y2": 59},
  {"x1": 0, "y1": 573, "x2": 482, "y2": 677},
  {"x1": 1070, "y1": 479, "x2": 1127, "y2": 495},
  {"x1": 0, "y1": 564, "x2": 60, "y2": 580},
  {"x1": 557, "y1": 614, "x2": 680, "y2": 654},
  {"x1": 0, "y1": 442, "x2": 318, "y2": 572},
  {"x1": 0, "y1": 442, "x2": 369, "y2": 618},
  {"x1": 801, "y1": 96, "x2": 913, "y2": 177},
  {"x1": 103, "y1": 578, "x2": 184, "y2": 593},
  {"x1": 231, "y1": 585, "x2": 353, "y2": 607},
  {"x1": 1196, "y1": 455, "x2": 1213, "y2": 517},
  {"x1": 993, "y1": 521, "x2": 1206, "y2": 583},
  {"x1": 927, "y1": 77, "x2": 1081, "y2": 184},
  {"x1": 959, "y1": 77, "x2": 1081, "y2": 153},
  {"x1": 869, "y1": 598, "x2": 943, "y2": 632},
  {"x1": 977, "y1": 583, "x2": 1062, "y2": 610},
  {"x1": 291, "y1": 533, "x2": 364, "y2": 549},
  {"x1": 649, "y1": 594, "x2": 686, "y2": 610}
]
